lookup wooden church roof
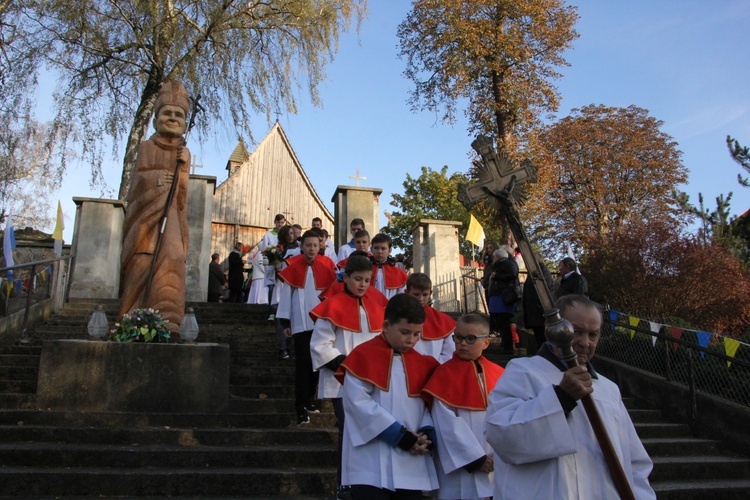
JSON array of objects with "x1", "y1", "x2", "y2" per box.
[{"x1": 212, "y1": 122, "x2": 334, "y2": 230}]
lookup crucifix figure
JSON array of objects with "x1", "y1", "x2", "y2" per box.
[{"x1": 349, "y1": 168, "x2": 367, "y2": 187}]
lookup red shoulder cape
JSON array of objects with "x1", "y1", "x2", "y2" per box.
[
  {"x1": 309, "y1": 287, "x2": 387, "y2": 332},
  {"x1": 421, "y1": 306, "x2": 457, "y2": 340},
  {"x1": 335, "y1": 334, "x2": 439, "y2": 397},
  {"x1": 277, "y1": 254, "x2": 336, "y2": 290},
  {"x1": 372, "y1": 263, "x2": 408, "y2": 290},
  {"x1": 422, "y1": 355, "x2": 504, "y2": 411}
]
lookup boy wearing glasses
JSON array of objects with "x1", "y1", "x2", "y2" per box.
[
  {"x1": 406, "y1": 273, "x2": 456, "y2": 363},
  {"x1": 422, "y1": 314, "x2": 504, "y2": 499}
]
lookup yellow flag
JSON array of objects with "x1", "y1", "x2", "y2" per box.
[
  {"x1": 466, "y1": 214, "x2": 485, "y2": 247},
  {"x1": 724, "y1": 337, "x2": 741, "y2": 367},
  {"x1": 628, "y1": 316, "x2": 639, "y2": 339},
  {"x1": 52, "y1": 201, "x2": 64, "y2": 257}
]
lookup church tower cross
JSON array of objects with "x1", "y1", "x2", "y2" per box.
[{"x1": 349, "y1": 168, "x2": 367, "y2": 187}]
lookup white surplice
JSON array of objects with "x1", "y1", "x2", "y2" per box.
[
  {"x1": 432, "y1": 400, "x2": 493, "y2": 499},
  {"x1": 371, "y1": 267, "x2": 405, "y2": 299},
  {"x1": 310, "y1": 310, "x2": 378, "y2": 399},
  {"x1": 276, "y1": 266, "x2": 321, "y2": 334},
  {"x1": 342, "y1": 356, "x2": 439, "y2": 492},
  {"x1": 414, "y1": 337, "x2": 456, "y2": 364},
  {"x1": 484, "y1": 355, "x2": 656, "y2": 500}
]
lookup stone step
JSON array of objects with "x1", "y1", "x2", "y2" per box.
[
  {"x1": 641, "y1": 437, "x2": 726, "y2": 456},
  {"x1": 0, "y1": 366, "x2": 38, "y2": 380},
  {"x1": 0, "y1": 379, "x2": 36, "y2": 393},
  {"x1": 649, "y1": 455, "x2": 750, "y2": 482},
  {"x1": 0, "y1": 346, "x2": 42, "y2": 356},
  {"x1": 0, "y1": 467, "x2": 337, "y2": 497},
  {"x1": 0, "y1": 394, "x2": 36, "y2": 409},
  {"x1": 0, "y1": 425, "x2": 336, "y2": 446},
  {"x1": 634, "y1": 422, "x2": 693, "y2": 439},
  {"x1": 0, "y1": 442, "x2": 338, "y2": 469},
  {"x1": 0, "y1": 355, "x2": 40, "y2": 368},
  {"x1": 651, "y1": 479, "x2": 750, "y2": 500},
  {"x1": 627, "y1": 408, "x2": 666, "y2": 423},
  {"x1": 0, "y1": 410, "x2": 322, "y2": 429}
]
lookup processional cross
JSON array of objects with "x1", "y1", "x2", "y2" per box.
[{"x1": 459, "y1": 136, "x2": 636, "y2": 500}]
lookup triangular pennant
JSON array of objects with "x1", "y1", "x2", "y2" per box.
[
  {"x1": 724, "y1": 338, "x2": 741, "y2": 367},
  {"x1": 696, "y1": 331, "x2": 711, "y2": 359},
  {"x1": 628, "y1": 316, "x2": 639, "y2": 339},
  {"x1": 648, "y1": 321, "x2": 661, "y2": 346},
  {"x1": 608, "y1": 310, "x2": 620, "y2": 324},
  {"x1": 669, "y1": 326, "x2": 683, "y2": 352}
]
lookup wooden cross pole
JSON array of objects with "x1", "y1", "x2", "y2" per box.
[
  {"x1": 458, "y1": 135, "x2": 553, "y2": 313},
  {"x1": 459, "y1": 135, "x2": 635, "y2": 500}
]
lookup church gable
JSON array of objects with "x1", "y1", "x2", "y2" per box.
[{"x1": 211, "y1": 123, "x2": 334, "y2": 252}]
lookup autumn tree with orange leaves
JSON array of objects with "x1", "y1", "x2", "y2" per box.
[
  {"x1": 525, "y1": 104, "x2": 688, "y2": 253},
  {"x1": 397, "y1": 0, "x2": 578, "y2": 156}
]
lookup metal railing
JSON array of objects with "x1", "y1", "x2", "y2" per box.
[
  {"x1": 598, "y1": 312, "x2": 750, "y2": 429},
  {"x1": 0, "y1": 256, "x2": 73, "y2": 342}
]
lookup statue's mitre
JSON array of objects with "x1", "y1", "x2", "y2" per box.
[{"x1": 154, "y1": 81, "x2": 190, "y2": 115}]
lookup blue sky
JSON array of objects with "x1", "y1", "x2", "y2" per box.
[{"x1": 51, "y1": 0, "x2": 750, "y2": 243}]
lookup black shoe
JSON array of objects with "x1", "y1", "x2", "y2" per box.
[
  {"x1": 279, "y1": 349, "x2": 290, "y2": 360},
  {"x1": 336, "y1": 485, "x2": 352, "y2": 500},
  {"x1": 305, "y1": 403, "x2": 320, "y2": 414},
  {"x1": 296, "y1": 413, "x2": 310, "y2": 426}
]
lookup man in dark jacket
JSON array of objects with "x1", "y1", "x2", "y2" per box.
[
  {"x1": 556, "y1": 257, "x2": 588, "y2": 299},
  {"x1": 207, "y1": 253, "x2": 226, "y2": 302},
  {"x1": 522, "y1": 254, "x2": 554, "y2": 353},
  {"x1": 228, "y1": 242, "x2": 245, "y2": 303}
]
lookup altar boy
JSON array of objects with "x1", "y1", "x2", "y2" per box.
[
  {"x1": 370, "y1": 233, "x2": 408, "y2": 299},
  {"x1": 309, "y1": 254, "x2": 388, "y2": 497},
  {"x1": 277, "y1": 230, "x2": 337, "y2": 425},
  {"x1": 406, "y1": 273, "x2": 456, "y2": 364},
  {"x1": 336, "y1": 294, "x2": 440, "y2": 497},
  {"x1": 422, "y1": 314, "x2": 503, "y2": 499}
]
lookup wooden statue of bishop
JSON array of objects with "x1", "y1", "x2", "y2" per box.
[{"x1": 119, "y1": 81, "x2": 191, "y2": 334}]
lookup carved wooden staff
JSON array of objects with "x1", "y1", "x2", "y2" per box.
[
  {"x1": 459, "y1": 136, "x2": 635, "y2": 500},
  {"x1": 141, "y1": 95, "x2": 203, "y2": 308}
]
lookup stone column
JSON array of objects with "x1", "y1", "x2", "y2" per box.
[
  {"x1": 68, "y1": 198, "x2": 125, "y2": 299},
  {"x1": 185, "y1": 175, "x2": 217, "y2": 302},
  {"x1": 331, "y1": 186, "x2": 383, "y2": 249},
  {"x1": 411, "y1": 219, "x2": 463, "y2": 311}
]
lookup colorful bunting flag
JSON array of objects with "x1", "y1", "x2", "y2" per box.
[
  {"x1": 465, "y1": 215, "x2": 485, "y2": 248},
  {"x1": 724, "y1": 338, "x2": 741, "y2": 367},
  {"x1": 608, "y1": 310, "x2": 620, "y2": 324},
  {"x1": 669, "y1": 326, "x2": 683, "y2": 352},
  {"x1": 52, "y1": 201, "x2": 64, "y2": 257},
  {"x1": 648, "y1": 321, "x2": 661, "y2": 346},
  {"x1": 696, "y1": 331, "x2": 711, "y2": 359},
  {"x1": 628, "y1": 316, "x2": 639, "y2": 339},
  {"x1": 3, "y1": 209, "x2": 15, "y2": 284}
]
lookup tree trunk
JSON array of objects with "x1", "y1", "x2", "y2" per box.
[{"x1": 117, "y1": 67, "x2": 164, "y2": 200}]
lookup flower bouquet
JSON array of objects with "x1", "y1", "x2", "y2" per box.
[
  {"x1": 262, "y1": 245, "x2": 285, "y2": 269},
  {"x1": 109, "y1": 308, "x2": 171, "y2": 343}
]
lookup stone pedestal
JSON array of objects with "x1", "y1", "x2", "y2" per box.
[
  {"x1": 186, "y1": 175, "x2": 216, "y2": 302},
  {"x1": 411, "y1": 219, "x2": 463, "y2": 311},
  {"x1": 68, "y1": 198, "x2": 125, "y2": 299},
  {"x1": 37, "y1": 340, "x2": 230, "y2": 412},
  {"x1": 331, "y1": 186, "x2": 382, "y2": 249}
]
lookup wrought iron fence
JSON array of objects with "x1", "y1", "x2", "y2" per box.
[
  {"x1": 598, "y1": 312, "x2": 750, "y2": 414},
  {"x1": 1, "y1": 256, "x2": 72, "y2": 340},
  {"x1": 432, "y1": 271, "x2": 462, "y2": 313}
]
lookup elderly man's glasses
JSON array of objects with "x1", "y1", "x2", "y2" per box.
[{"x1": 452, "y1": 333, "x2": 489, "y2": 345}]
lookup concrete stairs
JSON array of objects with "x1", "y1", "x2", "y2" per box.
[
  {"x1": 0, "y1": 298, "x2": 749, "y2": 497},
  {"x1": 0, "y1": 299, "x2": 337, "y2": 498}
]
